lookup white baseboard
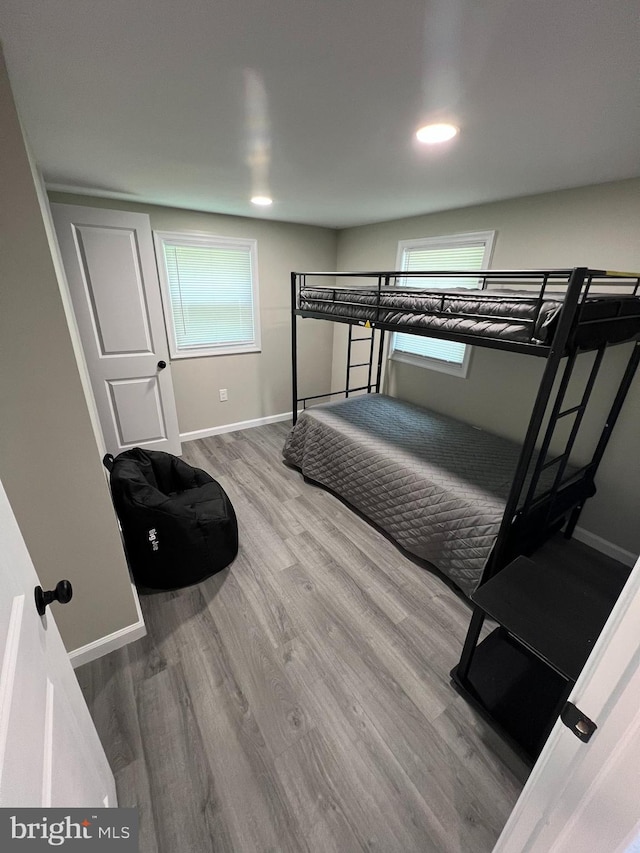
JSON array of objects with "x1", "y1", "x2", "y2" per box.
[
  {"x1": 69, "y1": 582, "x2": 146, "y2": 669},
  {"x1": 180, "y1": 410, "x2": 294, "y2": 442},
  {"x1": 574, "y1": 526, "x2": 638, "y2": 567}
]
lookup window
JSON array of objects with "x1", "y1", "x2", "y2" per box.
[
  {"x1": 390, "y1": 230, "x2": 495, "y2": 377},
  {"x1": 154, "y1": 231, "x2": 260, "y2": 358}
]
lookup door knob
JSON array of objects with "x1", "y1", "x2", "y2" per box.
[
  {"x1": 35, "y1": 580, "x2": 73, "y2": 616},
  {"x1": 157, "y1": 360, "x2": 167, "y2": 370}
]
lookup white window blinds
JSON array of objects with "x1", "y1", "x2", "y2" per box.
[
  {"x1": 393, "y1": 233, "x2": 494, "y2": 367},
  {"x1": 155, "y1": 232, "x2": 260, "y2": 358}
]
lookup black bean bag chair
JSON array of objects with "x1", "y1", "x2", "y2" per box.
[{"x1": 103, "y1": 447, "x2": 238, "y2": 590}]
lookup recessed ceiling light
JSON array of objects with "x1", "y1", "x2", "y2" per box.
[
  {"x1": 251, "y1": 195, "x2": 273, "y2": 206},
  {"x1": 415, "y1": 123, "x2": 459, "y2": 144}
]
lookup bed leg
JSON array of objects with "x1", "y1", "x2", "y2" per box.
[
  {"x1": 454, "y1": 607, "x2": 485, "y2": 684},
  {"x1": 564, "y1": 503, "x2": 583, "y2": 540}
]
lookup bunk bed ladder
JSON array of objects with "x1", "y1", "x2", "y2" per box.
[
  {"x1": 520, "y1": 339, "x2": 640, "y2": 543},
  {"x1": 480, "y1": 267, "x2": 589, "y2": 586},
  {"x1": 522, "y1": 345, "x2": 606, "y2": 518},
  {"x1": 345, "y1": 324, "x2": 375, "y2": 398},
  {"x1": 564, "y1": 338, "x2": 640, "y2": 536},
  {"x1": 290, "y1": 271, "x2": 387, "y2": 423}
]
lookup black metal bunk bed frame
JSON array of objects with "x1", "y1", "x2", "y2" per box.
[{"x1": 290, "y1": 266, "x2": 640, "y2": 585}]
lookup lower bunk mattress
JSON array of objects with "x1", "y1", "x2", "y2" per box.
[{"x1": 283, "y1": 394, "x2": 551, "y2": 597}]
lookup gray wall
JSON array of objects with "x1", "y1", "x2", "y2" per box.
[
  {"x1": 335, "y1": 179, "x2": 640, "y2": 557},
  {"x1": 0, "y1": 51, "x2": 139, "y2": 652},
  {"x1": 49, "y1": 193, "x2": 337, "y2": 435}
]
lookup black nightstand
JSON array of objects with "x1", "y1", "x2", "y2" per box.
[{"x1": 451, "y1": 554, "x2": 628, "y2": 763}]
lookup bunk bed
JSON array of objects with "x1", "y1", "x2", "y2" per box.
[
  {"x1": 285, "y1": 268, "x2": 640, "y2": 593},
  {"x1": 285, "y1": 266, "x2": 640, "y2": 762}
]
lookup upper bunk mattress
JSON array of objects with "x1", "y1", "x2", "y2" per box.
[
  {"x1": 283, "y1": 394, "x2": 569, "y2": 597},
  {"x1": 298, "y1": 286, "x2": 640, "y2": 347}
]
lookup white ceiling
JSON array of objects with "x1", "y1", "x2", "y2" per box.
[{"x1": 1, "y1": 0, "x2": 638, "y2": 228}]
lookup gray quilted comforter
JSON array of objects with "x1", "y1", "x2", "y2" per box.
[{"x1": 284, "y1": 394, "x2": 535, "y2": 596}]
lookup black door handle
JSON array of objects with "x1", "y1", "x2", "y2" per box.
[
  {"x1": 157, "y1": 360, "x2": 167, "y2": 370},
  {"x1": 35, "y1": 580, "x2": 73, "y2": 616}
]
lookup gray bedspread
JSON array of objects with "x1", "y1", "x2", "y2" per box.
[{"x1": 283, "y1": 394, "x2": 537, "y2": 596}]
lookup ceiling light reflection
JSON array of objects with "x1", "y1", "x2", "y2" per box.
[
  {"x1": 244, "y1": 69, "x2": 273, "y2": 208},
  {"x1": 415, "y1": 123, "x2": 459, "y2": 144}
]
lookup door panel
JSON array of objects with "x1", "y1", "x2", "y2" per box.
[
  {"x1": 108, "y1": 376, "x2": 167, "y2": 445},
  {"x1": 0, "y1": 479, "x2": 115, "y2": 807},
  {"x1": 49, "y1": 683, "x2": 107, "y2": 807},
  {"x1": 0, "y1": 595, "x2": 47, "y2": 806},
  {"x1": 52, "y1": 203, "x2": 181, "y2": 456},
  {"x1": 75, "y1": 224, "x2": 154, "y2": 356}
]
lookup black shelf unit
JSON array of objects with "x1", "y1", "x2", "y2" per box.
[{"x1": 450, "y1": 554, "x2": 630, "y2": 764}]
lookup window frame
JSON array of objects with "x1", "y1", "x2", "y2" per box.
[
  {"x1": 154, "y1": 230, "x2": 261, "y2": 359},
  {"x1": 389, "y1": 230, "x2": 496, "y2": 378}
]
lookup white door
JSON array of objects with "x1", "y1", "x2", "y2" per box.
[
  {"x1": 494, "y1": 553, "x2": 640, "y2": 852},
  {"x1": 0, "y1": 477, "x2": 116, "y2": 807},
  {"x1": 51, "y1": 203, "x2": 181, "y2": 456}
]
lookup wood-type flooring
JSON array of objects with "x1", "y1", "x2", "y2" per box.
[{"x1": 78, "y1": 420, "x2": 611, "y2": 852}]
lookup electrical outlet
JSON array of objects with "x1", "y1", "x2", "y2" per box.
[{"x1": 219, "y1": 388, "x2": 228, "y2": 402}]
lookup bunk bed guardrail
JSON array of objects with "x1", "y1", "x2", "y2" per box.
[{"x1": 292, "y1": 267, "x2": 640, "y2": 360}]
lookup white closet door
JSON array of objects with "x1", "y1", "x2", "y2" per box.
[{"x1": 52, "y1": 203, "x2": 181, "y2": 456}]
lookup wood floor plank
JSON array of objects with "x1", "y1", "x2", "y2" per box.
[
  {"x1": 135, "y1": 663, "x2": 234, "y2": 853},
  {"x1": 314, "y1": 639, "x2": 510, "y2": 852},
  {"x1": 220, "y1": 481, "x2": 298, "y2": 573},
  {"x1": 394, "y1": 612, "x2": 470, "y2": 678},
  {"x1": 292, "y1": 478, "x2": 453, "y2": 598},
  {"x1": 125, "y1": 629, "x2": 168, "y2": 685},
  {"x1": 136, "y1": 581, "x2": 226, "y2": 670},
  {"x1": 277, "y1": 633, "x2": 327, "y2": 694},
  {"x1": 75, "y1": 648, "x2": 138, "y2": 775},
  {"x1": 77, "y1": 647, "x2": 159, "y2": 853},
  {"x1": 271, "y1": 562, "x2": 450, "y2": 723},
  {"x1": 204, "y1": 570, "x2": 310, "y2": 759},
  {"x1": 283, "y1": 530, "x2": 410, "y2": 639},
  {"x1": 304, "y1": 809, "x2": 364, "y2": 853},
  {"x1": 114, "y1": 759, "x2": 160, "y2": 853},
  {"x1": 430, "y1": 695, "x2": 530, "y2": 805},
  {"x1": 273, "y1": 729, "x2": 367, "y2": 853},
  {"x1": 233, "y1": 438, "x2": 304, "y2": 502},
  {"x1": 284, "y1": 497, "x2": 411, "y2": 624},
  {"x1": 231, "y1": 552, "x2": 298, "y2": 649},
  {"x1": 229, "y1": 459, "x2": 307, "y2": 540},
  {"x1": 283, "y1": 558, "x2": 456, "y2": 722},
  {"x1": 182, "y1": 642, "x2": 311, "y2": 853},
  {"x1": 304, "y1": 671, "x2": 470, "y2": 853},
  {"x1": 281, "y1": 713, "x2": 442, "y2": 853},
  {"x1": 181, "y1": 439, "x2": 233, "y2": 479}
]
